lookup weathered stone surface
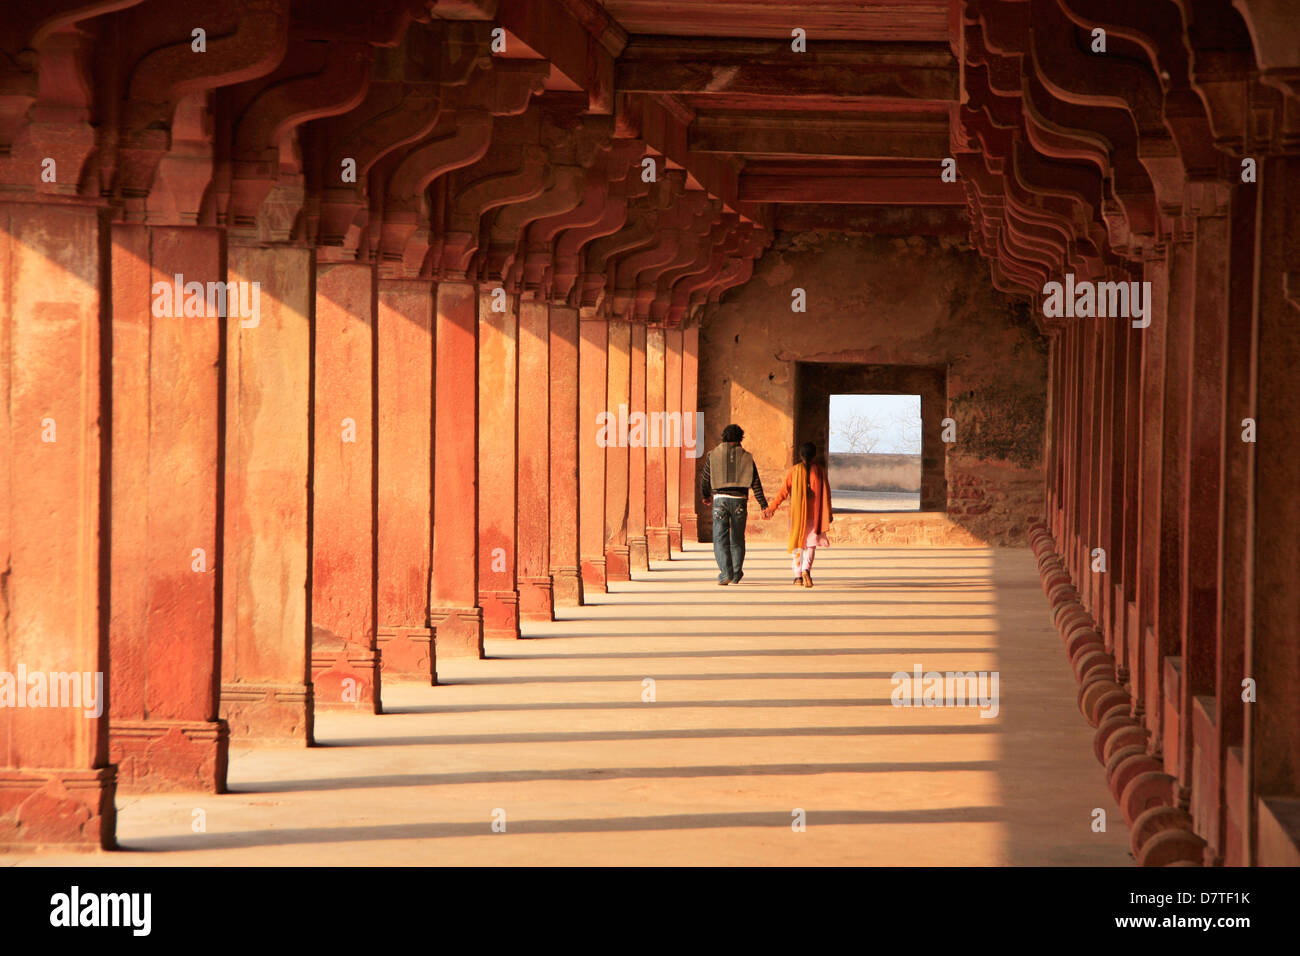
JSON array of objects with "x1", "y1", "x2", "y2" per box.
[
  {"x1": 478, "y1": 287, "x2": 521, "y2": 640},
  {"x1": 312, "y1": 262, "x2": 380, "y2": 711},
  {"x1": 432, "y1": 280, "x2": 483, "y2": 658},
  {"x1": 376, "y1": 278, "x2": 436, "y2": 680},
  {"x1": 517, "y1": 300, "x2": 553, "y2": 619},
  {"x1": 0, "y1": 202, "x2": 114, "y2": 847},
  {"x1": 109, "y1": 223, "x2": 228, "y2": 789},
  {"x1": 549, "y1": 305, "x2": 584, "y2": 607},
  {"x1": 220, "y1": 244, "x2": 314, "y2": 746},
  {"x1": 578, "y1": 315, "x2": 608, "y2": 591}
]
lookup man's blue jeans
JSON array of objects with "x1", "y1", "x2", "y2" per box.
[{"x1": 711, "y1": 495, "x2": 748, "y2": 582}]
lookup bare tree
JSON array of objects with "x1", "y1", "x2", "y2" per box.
[
  {"x1": 830, "y1": 412, "x2": 884, "y2": 453},
  {"x1": 890, "y1": 406, "x2": 923, "y2": 452}
]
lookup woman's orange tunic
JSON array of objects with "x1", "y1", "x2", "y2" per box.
[{"x1": 768, "y1": 462, "x2": 833, "y2": 553}]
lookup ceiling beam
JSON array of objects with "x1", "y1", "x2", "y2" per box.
[
  {"x1": 598, "y1": 0, "x2": 949, "y2": 42},
  {"x1": 740, "y1": 164, "x2": 964, "y2": 204},
  {"x1": 617, "y1": 38, "x2": 958, "y2": 102},
  {"x1": 774, "y1": 204, "x2": 970, "y2": 234},
  {"x1": 690, "y1": 112, "x2": 951, "y2": 158},
  {"x1": 433, "y1": 0, "x2": 626, "y2": 112},
  {"x1": 618, "y1": 93, "x2": 769, "y2": 226}
]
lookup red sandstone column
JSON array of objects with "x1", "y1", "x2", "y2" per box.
[
  {"x1": 311, "y1": 261, "x2": 380, "y2": 712},
  {"x1": 1250, "y1": 154, "x2": 1300, "y2": 864},
  {"x1": 1157, "y1": 237, "x2": 1195, "y2": 775},
  {"x1": 1072, "y1": 322, "x2": 1090, "y2": 580},
  {"x1": 431, "y1": 280, "x2": 483, "y2": 657},
  {"x1": 628, "y1": 324, "x2": 650, "y2": 571},
  {"x1": 579, "y1": 313, "x2": 608, "y2": 591},
  {"x1": 1179, "y1": 205, "x2": 1230, "y2": 797},
  {"x1": 0, "y1": 200, "x2": 115, "y2": 847},
  {"x1": 478, "y1": 285, "x2": 521, "y2": 640},
  {"x1": 681, "y1": 325, "x2": 702, "y2": 541},
  {"x1": 109, "y1": 223, "x2": 229, "y2": 792},
  {"x1": 645, "y1": 326, "x2": 669, "y2": 560},
  {"x1": 1070, "y1": 325, "x2": 1085, "y2": 580},
  {"x1": 1211, "y1": 188, "x2": 1257, "y2": 865},
  {"x1": 518, "y1": 299, "x2": 554, "y2": 619},
  {"x1": 1092, "y1": 318, "x2": 1113, "y2": 628},
  {"x1": 220, "y1": 244, "x2": 314, "y2": 745},
  {"x1": 549, "y1": 304, "x2": 584, "y2": 606},
  {"x1": 376, "y1": 277, "x2": 435, "y2": 681},
  {"x1": 604, "y1": 320, "x2": 632, "y2": 580},
  {"x1": 1134, "y1": 255, "x2": 1169, "y2": 732},
  {"x1": 1120, "y1": 321, "x2": 1143, "y2": 674},
  {"x1": 665, "y1": 329, "x2": 686, "y2": 548},
  {"x1": 1112, "y1": 321, "x2": 1133, "y2": 658},
  {"x1": 1050, "y1": 335, "x2": 1065, "y2": 539}
]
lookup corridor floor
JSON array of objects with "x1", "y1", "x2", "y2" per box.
[{"x1": 19, "y1": 544, "x2": 1132, "y2": 866}]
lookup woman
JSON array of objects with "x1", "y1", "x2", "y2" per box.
[{"x1": 762, "y1": 442, "x2": 832, "y2": 587}]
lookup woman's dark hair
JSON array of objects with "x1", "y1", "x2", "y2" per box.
[
  {"x1": 799, "y1": 441, "x2": 816, "y2": 464},
  {"x1": 721, "y1": 424, "x2": 744, "y2": 443}
]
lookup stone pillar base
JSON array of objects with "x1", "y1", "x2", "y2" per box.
[
  {"x1": 311, "y1": 648, "x2": 382, "y2": 713},
  {"x1": 219, "y1": 682, "x2": 313, "y2": 746},
  {"x1": 0, "y1": 766, "x2": 117, "y2": 851},
  {"x1": 647, "y1": 528, "x2": 670, "y2": 561},
  {"x1": 605, "y1": 546, "x2": 631, "y2": 581},
  {"x1": 628, "y1": 535, "x2": 649, "y2": 571},
  {"x1": 110, "y1": 719, "x2": 229, "y2": 794},
  {"x1": 551, "y1": 566, "x2": 583, "y2": 607},
  {"x1": 681, "y1": 512, "x2": 700, "y2": 543},
  {"x1": 377, "y1": 626, "x2": 436, "y2": 684},
  {"x1": 480, "y1": 589, "x2": 520, "y2": 640},
  {"x1": 519, "y1": 576, "x2": 554, "y2": 622},
  {"x1": 581, "y1": 558, "x2": 606, "y2": 593},
  {"x1": 431, "y1": 606, "x2": 484, "y2": 658},
  {"x1": 668, "y1": 523, "x2": 683, "y2": 552}
]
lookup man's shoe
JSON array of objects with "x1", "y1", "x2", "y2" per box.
[
  {"x1": 802, "y1": 571, "x2": 813, "y2": 588},
  {"x1": 731, "y1": 572, "x2": 744, "y2": 584},
  {"x1": 717, "y1": 577, "x2": 730, "y2": 586}
]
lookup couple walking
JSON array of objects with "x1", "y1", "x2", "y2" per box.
[{"x1": 699, "y1": 423, "x2": 833, "y2": 587}]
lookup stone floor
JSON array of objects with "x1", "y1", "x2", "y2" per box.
[{"x1": 17, "y1": 543, "x2": 1132, "y2": 866}]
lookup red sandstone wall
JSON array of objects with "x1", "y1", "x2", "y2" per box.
[{"x1": 697, "y1": 231, "x2": 1047, "y2": 547}]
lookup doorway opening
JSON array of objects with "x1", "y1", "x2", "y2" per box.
[
  {"x1": 828, "y1": 393, "x2": 921, "y2": 512},
  {"x1": 793, "y1": 362, "x2": 947, "y2": 512}
]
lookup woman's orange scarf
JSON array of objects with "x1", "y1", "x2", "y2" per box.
[
  {"x1": 786, "y1": 462, "x2": 832, "y2": 553},
  {"x1": 787, "y1": 462, "x2": 810, "y2": 554}
]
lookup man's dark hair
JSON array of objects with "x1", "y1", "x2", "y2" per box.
[
  {"x1": 721, "y1": 424, "x2": 744, "y2": 443},
  {"x1": 800, "y1": 441, "x2": 816, "y2": 464}
]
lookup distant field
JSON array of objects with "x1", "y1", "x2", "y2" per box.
[
  {"x1": 833, "y1": 489, "x2": 921, "y2": 512},
  {"x1": 828, "y1": 452, "x2": 922, "y2": 494}
]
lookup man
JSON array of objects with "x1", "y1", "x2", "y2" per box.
[{"x1": 700, "y1": 423, "x2": 768, "y2": 585}]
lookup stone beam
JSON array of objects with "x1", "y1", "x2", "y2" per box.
[
  {"x1": 617, "y1": 93, "x2": 749, "y2": 222},
  {"x1": 491, "y1": 0, "x2": 625, "y2": 113},
  {"x1": 739, "y1": 163, "x2": 965, "y2": 204},
  {"x1": 689, "y1": 112, "x2": 951, "y2": 159},
  {"x1": 617, "y1": 38, "x2": 958, "y2": 102}
]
